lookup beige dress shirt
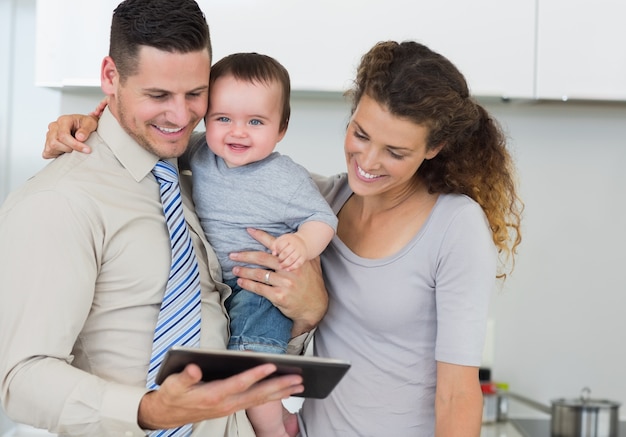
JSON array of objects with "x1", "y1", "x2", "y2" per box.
[{"x1": 0, "y1": 109, "x2": 306, "y2": 436}]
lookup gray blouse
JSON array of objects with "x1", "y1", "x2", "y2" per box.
[{"x1": 299, "y1": 173, "x2": 496, "y2": 436}]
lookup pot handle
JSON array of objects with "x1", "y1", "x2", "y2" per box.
[
  {"x1": 506, "y1": 391, "x2": 552, "y2": 415},
  {"x1": 580, "y1": 387, "x2": 591, "y2": 403}
]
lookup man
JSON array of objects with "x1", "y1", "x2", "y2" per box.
[{"x1": 0, "y1": 1, "x2": 324, "y2": 435}]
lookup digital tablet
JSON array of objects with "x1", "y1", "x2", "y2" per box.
[{"x1": 155, "y1": 346, "x2": 351, "y2": 399}]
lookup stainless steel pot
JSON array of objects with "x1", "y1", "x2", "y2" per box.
[{"x1": 551, "y1": 388, "x2": 621, "y2": 437}]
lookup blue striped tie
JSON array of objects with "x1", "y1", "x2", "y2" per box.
[{"x1": 148, "y1": 160, "x2": 202, "y2": 437}]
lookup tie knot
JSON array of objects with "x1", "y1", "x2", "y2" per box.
[{"x1": 152, "y1": 160, "x2": 178, "y2": 184}]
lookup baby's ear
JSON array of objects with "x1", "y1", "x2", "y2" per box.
[{"x1": 276, "y1": 125, "x2": 288, "y2": 143}]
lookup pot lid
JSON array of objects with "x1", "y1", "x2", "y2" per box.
[
  {"x1": 552, "y1": 397, "x2": 621, "y2": 409},
  {"x1": 552, "y1": 387, "x2": 621, "y2": 409}
]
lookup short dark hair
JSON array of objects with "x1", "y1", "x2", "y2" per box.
[
  {"x1": 209, "y1": 53, "x2": 291, "y2": 133},
  {"x1": 109, "y1": 0, "x2": 211, "y2": 81}
]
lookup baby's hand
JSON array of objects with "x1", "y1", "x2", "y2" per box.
[{"x1": 272, "y1": 234, "x2": 308, "y2": 271}]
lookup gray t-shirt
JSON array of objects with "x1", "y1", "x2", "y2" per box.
[
  {"x1": 186, "y1": 135, "x2": 337, "y2": 280},
  {"x1": 299, "y1": 173, "x2": 496, "y2": 437}
]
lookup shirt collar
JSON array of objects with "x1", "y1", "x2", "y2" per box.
[{"x1": 97, "y1": 107, "x2": 167, "y2": 182}]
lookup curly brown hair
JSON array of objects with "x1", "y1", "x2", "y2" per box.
[{"x1": 346, "y1": 41, "x2": 523, "y2": 276}]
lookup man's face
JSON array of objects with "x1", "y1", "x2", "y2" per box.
[{"x1": 104, "y1": 46, "x2": 210, "y2": 159}]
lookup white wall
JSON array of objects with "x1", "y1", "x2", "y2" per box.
[
  {"x1": 487, "y1": 101, "x2": 626, "y2": 415},
  {"x1": 0, "y1": 0, "x2": 61, "y2": 201},
  {"x1": 0, "y1": 0, "x2": 15, "y2": 201},
  {"x1": 2, "y1": 0, "x2": 626, "y2": 424}
]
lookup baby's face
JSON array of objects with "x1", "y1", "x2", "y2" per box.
[{"x1": 204, "y1": 75, "x2": 286, "y2": 168}]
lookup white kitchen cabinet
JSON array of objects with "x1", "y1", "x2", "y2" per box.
[
  {"x1": 34, "y1": 0, "x2": 112, "y2": 87},
  {"x1": 198, "y1": 0, "x2": 536, "y2": 98},
  {"x1": 35, "y1": 0, "x2": 536, "y2": 98},
  {"x1": 536, "y1": 0, "x2": 626, "y2": 100}
]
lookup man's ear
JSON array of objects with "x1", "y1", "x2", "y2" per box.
[{"x1": 100, "y1": 56, "x2": 118, "y2": 95}]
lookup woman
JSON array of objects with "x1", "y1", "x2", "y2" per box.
[
  {"x1": 245, "y1": 40, "x2": 522, "y2": 436},
  {"x1": 44, "y1": 41, "x2": 522, "y2": 436}
]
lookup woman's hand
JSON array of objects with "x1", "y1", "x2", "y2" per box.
[
  {"x1": 43, "y1": 97, "x2": 107, "y2": 159},
  {"x1": 229, "y1": 228, "x2": 328, "y2": 337},
  {"x1": 43, "y1": 114, "x2": 97, "y2": 158}
]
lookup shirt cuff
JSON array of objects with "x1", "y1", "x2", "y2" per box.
[{"x1": 101, "y1": 383, "x2": 149, "y2": 436}]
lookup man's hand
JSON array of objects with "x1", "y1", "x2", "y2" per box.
[
  {"x1": 138, "y1": 362, "x2": 303, "y2": 430},
  {"x1": 230, "y1": 228, "x2": 328, "y2": 338}
]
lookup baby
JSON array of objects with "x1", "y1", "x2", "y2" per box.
[{"x1": 184, "y1": 52, "x2": 337, "y2": 437}]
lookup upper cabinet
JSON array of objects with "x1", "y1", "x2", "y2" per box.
[
  {"x1": 197, "y1": 0, "x2": 536, "y2": 98},
  {"x1": 535, "y1": 0, "x2": 626, "y2": 101},
  {"x1": 35, "y1": 1, "x2": 112, "y2": 87},
  {"x1": 35, "y1": 0, "x2": 536, "y2": 98},
  {"x1": 34, "y1": 0, "x2": 626, "y2": 101}
]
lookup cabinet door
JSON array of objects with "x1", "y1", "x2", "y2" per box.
[
  {"x1": 536, "y1": 0, "x2": 626, "y2": 100},
  {"x1": 199, "y1": 0, "x2": 536, "y2": 97},
  {"x1": 35, "y1": 0, "x2": 114, "y2": 87}
]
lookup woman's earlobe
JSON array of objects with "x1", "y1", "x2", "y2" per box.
[{"x1": 426, "y1": 143, "x2": 445, "y2": 160}]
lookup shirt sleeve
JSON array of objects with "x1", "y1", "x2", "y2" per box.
[
  {"x1": 287, "y1": 331, "x2": 315, "y2": 356},
  {"x1": 284, "y1": 175, "x2": 338, "y2": 232},
  {"x1": 434, "y1": 201, "x2": 497, "y2": 366},
  {"x1": 0, "y1": 191, "x2": 147, "y2": 436}
]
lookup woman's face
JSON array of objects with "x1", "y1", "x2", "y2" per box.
[{"x1": 344, "y1": 94, "x2": 441, "y2": 198}]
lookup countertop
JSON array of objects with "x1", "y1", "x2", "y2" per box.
[
  {"x1": 481, "y1": 421, "x2": 523, "y2": 437},
  {"x1": 8, "y1": 422, "x2": 523, "y2": 437},
  {"x1": 3, "y1": 421, "x2": 530, "y2": 437}
]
